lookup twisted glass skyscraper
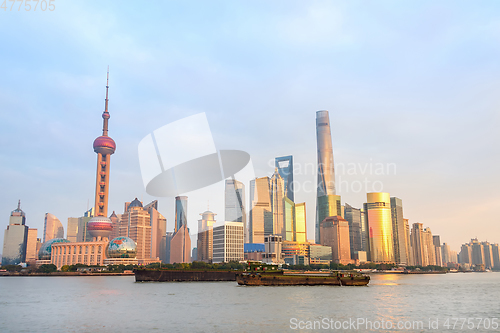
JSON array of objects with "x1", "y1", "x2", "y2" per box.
[{"x1": 315, "y1": 110, "x2": 337, "y2": 243}]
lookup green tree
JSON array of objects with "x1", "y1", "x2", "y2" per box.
[{"x1": 37, "y1": 264, "x2": 57, "y2": 273}]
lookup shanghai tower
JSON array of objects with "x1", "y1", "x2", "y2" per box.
[{"x1": 315, "y1": 110, "x2": 337, "y2": 243}]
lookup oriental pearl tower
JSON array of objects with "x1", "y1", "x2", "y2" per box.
[{"x1": 87, "y1": 70, "x2": 116, "y2": 241}]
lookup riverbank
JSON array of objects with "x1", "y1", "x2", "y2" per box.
[{"x1": 0, "y1": 271, "x2": 134, "y2": 277}]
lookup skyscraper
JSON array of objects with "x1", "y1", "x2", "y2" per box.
[
  {"x1": 365, "y1": 192, "x2": 394, "y2": 263},
  {"x1": 197, "y1": 210, "x2": 216, "y2": 262},
  {"x1": 410, "y1": 223, "x2": 426, "y2": 266},
  {"x1": 275, "y1": 155, "x2": 294, "y2": 201},
  {"x1": 144, "y1": 200, "x2": 167, "y2": 262},
  {"x1": 390, "y1": 197, "x2": 409, "y2": 265},
  {"x1": 249, "y1": 177, "x2": 272, "y2": 243},
  {"x1": 43, "y1": 213, "x2": 64, "y2": 243},
  {"x1": 224, "y1": 179, "x2": 246, "y2": 239},
  {"x1": 317, "y1": 194, "x2": 341, "y2": 234},
  {"x1": 344, "y1": 203, "x2": 362, "y2": 259},
  {"x1": 175, "y1": 196, "x2": 188, "y2": 232},
  {"x1": 270, "y1": 169, "x2": 285, "y2": 237},
  {"x1": 170, "y1": 224, "x2": 191, "y2": 264},
  {"x1": 316, "y1": 110, "x2": 336, "y2": 243},
  {"x1": 283, "y1": 197, "x2": 295, "y2": 241},
  {"x1": 118, "y1": 198, "x2": 152, "y2": 261},
  {"x1": 2, "y1": 201, "x2": 28, "y2": 266},
  {"x1": 294, "y1": 202, "x2": 307, "y2": 243},
  {"x1": 25, "y1": 228, "x2": 38, "y2": 264},
  {"x1": 320, "y1": 215, "x2": 351, "y2": 264},
  {"x1": 213, "y1": 222, "x2": 244, "y2": 263},
  {"x1": 87, "y1": 71, "x2": 115, "y2": 240},
  {"x1": 67, "y1": 217, "x2": 78, "y2": 242}
]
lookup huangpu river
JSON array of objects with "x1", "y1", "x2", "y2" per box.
[{"x1": 1, "y1": 273, "x2": 499, "y2": 332}]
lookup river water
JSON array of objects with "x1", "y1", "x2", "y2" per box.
[{"x1": 0, "y1": 272, "x2": 499, "y2": 332}]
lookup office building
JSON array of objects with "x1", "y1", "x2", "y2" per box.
[
  {"x1": 320, "y1": 215, "x2": 351, "y2": 264},
  {"x1": 2, "y1": 201, "x2": 29, "y2": 265},
  {"x1": 491, "y1": 244, "x2": 500, "y2": 270},
  {"x1": 481, "y1": 242, "x2": 494, "y2": 269},
  {"x1": 144, "y1": 200, "x2": 167, "y2": 262},
  {"x1": 432, "y1": 235, "x2": 442, "y2": 267},
  {"x1": 213, "y1": 222, "x2": 244, "y2": 263},
  {"x1": 294, "y1": 202, "x2": 307, "y2": 243},
  {"x1": 315, "y1": 110, "x2": 336, "y2": 243},
  {"x1": 410, "y1": 223, "x2": 426, "y2": 266},
  {"x1": 283, "y1": 197, "x2": 295, "y2": 241},
  {"x1": 282, "y1": 240, "x2": 310, "y2": 262},
  {"x1": 365, "y1": 193, "x2": 394, "y2": 263},
  {"x1": 249, "y1": 177, "x2": 272, "y2": 243},
  {"x1": 422, "y1": 228, "x2": 436, "y2": 266},
  {"x1": 118, "y1": 198, "x2": 153, "y2": 262},
  {"x1": 317, "y1": 194, "x2": 341, "y2": 235},
  {"x1": 344, "y1": 203, "x2": 363, "y2": 260},
  {"x1": 390, "y1": 197, "x2": 409, "y2": 265},
  {"x1": 262, "y1": 234, "x2": 284, "y2": 264},
  {"x1": 270, "y1": 169, "x2": 285, "y2": 237},
  {"x1": 25, "y1": 228, "x2": 38, "y2": 264},
  {"x1": 309, "y1": 244, "x2": 333, "y2": 265},
  {"x1": 67, "y1": 217, "x2": 78, "y2": 242},
  {"x1": 197, "y1": 210, "x2": 216, "y2": 262},
  {"x1": 244, "y1": 243, "x2": 265, "y2": 261},
  {"x1": 471, "y1": 238, "x2": 484, "y2": 266},
  {"x1": 170, "y1": 224, "x2": 191, "y2": 264},
  {"x1": 43, "y1": 213, "x2": 64, "y2": 243},
  {"x1": 275, "y1": 155, "x2": 294, "y2": 201},
  {"x1": 109, "y1": 211, "x2": 120, "y2": 240},
  {"x1": 225, "y1": 179, "x2": 246, "y2": 226},
  {"x1": 175, "y1": 196, "x2": 188, "y2": 233},
  {"x1": 165, "y1": 232, "x2": 173, "y2": 264}
]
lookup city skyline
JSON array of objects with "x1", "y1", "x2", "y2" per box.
[{"x1": 1, "y1": 1, "x2": 499, "y2": 253}]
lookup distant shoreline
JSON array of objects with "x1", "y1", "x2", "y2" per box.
[{"x1": 0, "y1": 272, "x2": 134, "y2": 277}]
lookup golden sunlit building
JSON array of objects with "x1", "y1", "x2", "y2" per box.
[
  {"x1": 365, "y1": 192, "x2": 394, "y2": 263},
  {"x1": 320, "y1": 215, "x2": 351, "y2": 264}
]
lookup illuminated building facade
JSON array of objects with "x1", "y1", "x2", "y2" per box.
[
  {"x1": 213, "y1": 222, "x2": 244, "y2": 263},
  {"x1": 25, "y1": 228, "x2": 38, "y2": 264},
  {"x1": 118, "y1": 199, "x2": 152, "y2": 261},
  {"x1": 275, "y1": 155, "x2": 294, "y2": 201},
  {"x1": 2, "y1": 202, "x2": 28, "y2": 265},
  {"x1": 225, "y1": 179, "x2": 246, "y2": 226},
  {"x1": 344, "y1": 203, "x2": 362, "y2": 259},
  {"x1": 317, "y1": 195, "x2": 341, "y2": 236},
  {"x1": 294, "y1": 202, "x2": 307, "y2": 243},
  {"x1": 390, "y1": 197, "x2": 410, "y2": 265},
  {"x1": 67, "y1": 218, "x2": 78, "y2": 242},
  {"x1": 315, "y1": 110, "x2": 336, "y2": 243},
  {"x1": 170, "y1": 224, "x2": 191, "y2": 264},
  {"x1": 249, "y1": 177, "x2": 272, "y2": 243},
  {"x1": 320, "y1": 215, "x2": 351, "y2": 264},
  {"x1": 270, "y1": 169, "x2": 285, "y2": 237},
  {"x1": 263, "y1": 234, "x2": 284, "y2": 264},
  {"x1": 365, "y1": 192, "x2": 394, "y2": 263},
  {"x1": 197, "y1": 210, "x2": 216, "y2": 262},
  {"x1": 144, "y1": 200, "x2": 167, "y2": 262},
  {"x1": 43, "y1": 213, "x2": 64, "y2": 243}
]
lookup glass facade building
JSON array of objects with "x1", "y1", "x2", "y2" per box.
[
  {"x1": 175, "y1": 196, "x2": 188, "y2": 232},
  {"x1": 344, "y1": 203, "x2": 362, "y2": 259},
  {"x1": 249, "y1": 177, "x2": 272, "y2": 243},
  {"x1": 390, "y1": 197, "x2": 410, "y2": 265},
  {"x1": 366, "y1": 192, "x2": 394, "y2": 263},
  {"x1": 2, "y1": 202, "x2": 28, "y2": 266},
  {"x1": 317, "y1": 194, "x2": 341, "y2": 232},
  {"x1": 275, "y1": 155, "x2": 294, "y2": 201},
  {"x1": 315, "y1": 110, "x2": 336, "y2": 243}
]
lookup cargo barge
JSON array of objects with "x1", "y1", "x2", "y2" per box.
[
  {"x1": 236, "y1": 270, "x2": 370, "y2": 286},
  {"x1": 134, "y1": 269, "x2": 238, "y2": 282}
]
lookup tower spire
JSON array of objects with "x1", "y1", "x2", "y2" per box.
[
  {"x1": 102, "y1": 67, "x2": 110, "y2": 136},
  {"x1": 17, "y1": 200, "x2": 20, "y2": 210}
]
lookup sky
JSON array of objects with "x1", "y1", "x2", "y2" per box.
[{"x1": 1, "y1": 0, "x2": 499, "y2": 253}]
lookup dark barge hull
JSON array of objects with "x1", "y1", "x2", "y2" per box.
[
  {"x1": 236, "y1": 273, "x2": 370, "y2": 286},
  {"x1": 134, "y1": 269, "x2": 238, "y2": 282}
]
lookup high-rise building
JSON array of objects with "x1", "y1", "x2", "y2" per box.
[
  {"x1": 144, "y1": 200, "x2": 167, "y2": 262},
  {"x1": 315, "y1": 110, "x2": 336, "y2": 243},
  {"x1": 197, "y1": 210, "x2": 216, "y2": 262},
  {"x1": 270, "y1": 169, "x2": 285, "y2": 237},
  {"x1": 320, "y1": 215, "x2": 351, "y2": 264},
  {"x1": 491, "y1": 244, "x2": 500, "y2": 270},
  {"x1": 249, "y1": 177, "x2": 272, "y2": 243},
  {"x1": 404, "y1": 218, "x2": 412, "y2": 265},
  {"x1": 294, "y1": 202, "x2": 307, "y2": 243},
  {"x1": 170, "y1": 224, "x2": 191, "y2": 264},
  {"x1": 165, "y1": 232, "x2": 173, "y2": 264},
  {"x1": 410, "y1": 223, "x2": 426, "y2": 266},
  {"x1": 283, "y1": 197, "x2": 295, "y2": 241},
  {"x1": 225, "y1": 179, "x2": 246, "y2": 223},
  {"x1": 422, "y1": 228, "x2": 436, "y2": 266},
  {"x1": 365, "y1": 193, "x2": 394, "y2": 263},
  {"x1": 25, "y1": 228, "x2": 38, "y2": 264},
  {"x1": 481, "y1": 242, "x2": 494, "y2": 269},
  {"x1": 390, "y1": 197, "x2": 409, "y2": 265},
  {"x1": 175, "y1": 196, "x2": 188, "y2": 233},
  {"x1": 67, "y1": 217, "x2": 78, "y2": 242},
  {"x1": 432, "y1": 235, "x2": 442, "y2": 267},
  {"x1": 2, "y1": 201, "x2": 29, "y2": 266},
  {"x1": 317, "y1": 195, "x2": 341, "y2": 232},
  {"x1": 459, "y1": 243, "x2": 472, "y2": 264},
  {"x1": 344, "y1": 203, "x2": 362, "y2": 260},
  {"x1": 213, "y1": 222, "x2": 244, "y2": 263},
  {"x1": 43, "y1": 213, "x2": 64, "y2": 243},
  {"x1": 87, "y1": 71, "x2": 115, "y2": 240},
  {"x1": 109, "y1": 211, "x2": 120, "y2": 240},
  {"x1": 263, "y1": 234, "x2": 284, "y2": 264},
  {"x1": 275, "y1": 155, "x2": 294, "y2": 201},
  {"x1": 119, "y1": 198, "x2": 152, "y2": 261},
  {"x1": 441, "y1": 242, "x2": 451, "y2": 265},
  {"x1": 470, "y1": 238, "x2": 485, "y2": 266}
]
